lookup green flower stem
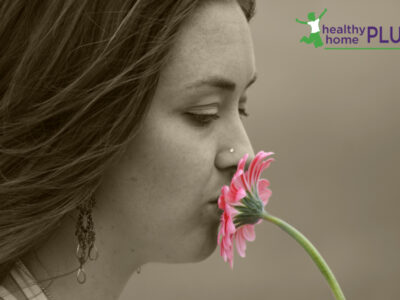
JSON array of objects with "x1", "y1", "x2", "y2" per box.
[{"x1": 261, "y1": 211, "x2": 346, "y2": 300}]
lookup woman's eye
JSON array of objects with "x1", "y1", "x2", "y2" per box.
[
  {"x1": 186, "y1": 113, "x2": 220, "y2": 126},
  {"x1": 186, "y1": 108, "x2": 249, "y2": 127}
]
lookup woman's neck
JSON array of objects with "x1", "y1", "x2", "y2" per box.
[{"x1": 21, "y1": 208, "x2": 143, "y2": 300}]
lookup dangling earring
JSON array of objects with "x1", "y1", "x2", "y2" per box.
[{"x1": 75, "y1": 194, "x2": 98, "y2": 284}]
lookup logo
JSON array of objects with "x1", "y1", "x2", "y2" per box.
[
  {"x1": 296, "y1": 9, "x2": 400, "y2": 50},
  {"x1": 296, "y1": 9, "x2": 327, "y2": 48}
]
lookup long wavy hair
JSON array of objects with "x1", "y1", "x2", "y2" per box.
[{"x1": 0, "y1": 0, "x2": 255, "y2": 280}]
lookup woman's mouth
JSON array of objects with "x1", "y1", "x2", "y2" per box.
[
  {"x1": 208, "y1": 198, "x2": 218, "y2": 204},
  {"x1": 207, "y1": 198, "x2": 223, "y2": 219}
]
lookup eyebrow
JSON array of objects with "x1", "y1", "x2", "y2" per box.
[{"x1": 184, "y1": 72, "x2": 257, "y2": 92}]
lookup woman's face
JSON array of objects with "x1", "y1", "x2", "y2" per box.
[{"x1": 97, "y1": 1, "x2": 257, "y2": 264}]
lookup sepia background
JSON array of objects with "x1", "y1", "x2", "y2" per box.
[{"x1": 120, "y1": 0, "x2": 400, "y2": 299}]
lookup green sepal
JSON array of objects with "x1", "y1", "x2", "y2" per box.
[
  {"x1": 231, "y1": 191, "x2": 264, "y2": 228},
  {"x1": 233, "y1": 205, "x2": 254, "y2": 215},
  {"x1": 233, "y1": 214, "x2": 261, "y2": 227}
]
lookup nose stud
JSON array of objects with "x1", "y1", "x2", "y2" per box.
[{"x1": 229, "y1": 148, "x2": 235, "y2": 153}]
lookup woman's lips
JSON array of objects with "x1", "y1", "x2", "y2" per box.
[{"x1": 208, "y1": 197, "x2": 219, "y2": 204}]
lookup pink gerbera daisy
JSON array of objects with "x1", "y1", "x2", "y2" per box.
[
  {"x1": 216, "y1": 151, "x2": 347, "y2": 300},
  {"x1": 217, "y1": 151, "x2": 275, "y2": 268}
]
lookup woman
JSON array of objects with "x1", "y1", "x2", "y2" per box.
[{"x1": 0, "y1": 0, "x2": 257, "y2": 299}]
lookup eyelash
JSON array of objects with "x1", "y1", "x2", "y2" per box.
[{"x1": 187, "y1": 108, "x2": 249, "y2": 126}]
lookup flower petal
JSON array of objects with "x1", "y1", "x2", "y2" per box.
[
  {"x1": 229, "y1": 257, "x2": 234, "y2": 269},
  {"x1": 231, "y1": 171, "x2": 245, "y2": 192},
  {"x1": 229, "y1": 186, "x2": 246, "y2": 203},
  {"x1": 248, "y1": 151, "x2": 269, "y2": 186},
  {"x1": 255, "y1": 157, "x2": 275, "y2": 184},
  {"x1": 236, "y1": 153, "x2": 248, "y2": 173},
  {"x1": 242, "y1": 224, "x2": 256, "y2": 242},
  {"x1": 217, "y1": 150, "x2": 275, "y2": 269},
  {"x1": 218, "y1": 185, "x2": 229, "y2": 209},
  {"x1": 257, "y1": 179, "x2": 272, "y2": 206},
  {"x1": 235, "y1": 229, "x2": 247, "y2": 257},
  {"x1": 226, "y1": 218, "x2": 235, "y2": 234}
]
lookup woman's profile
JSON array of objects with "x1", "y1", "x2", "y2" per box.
[{"x1": 0, "y1": 0, "x2": 257, "y2": 299}]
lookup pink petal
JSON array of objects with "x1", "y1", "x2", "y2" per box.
[
  {"x1": 221, "y1": 247, "x2": 226, "y2": 261},
  {"x1": 234, "y1": 188, "x2": 247, "y2": 202},
  {"x1": 231, "y1": 172, "x2": 246, "y2": 193},
  {"x1": 254, "y1": 158, "x2": 275, "y2": 184},
  {"x1": 226, "y1": 219, "x2": 235, "y2": 235},
  {"x1": 242, "y1": 224, "x2": 256, "y2": 242},
  {"x1": 257, "y1": 179, "x2": 272, "y2": 206},
  {"x1": 239, "y1": 172, "x2": 252, "y2": 193},
  {"x1": 231, "y1": 171, "x2": 250, "y2": 195},
  {"x1": 218, "y1": 186, "x2": 229, "y2": 209},
  {"x1": 248, "y1": 151, "x2": 269, "y2": 186},
  {"x1": 223, "y1": 235, "x2": 231, "y2": 248},
  {"x1": 221, "y1": 238, "x2": 234, "y2": 268},
  {"x1": 227, "y1": 174, "x2": 247, "y2": 204},
  {"x1": 236, "y1": 153, "x2": 248, "y2": 174},
  {"x1": 222, "y1": 215, "x2": 231, "y2": 234},
  {"x1": 235, "y1": 229, "x2": 247, "y2": 257},
  {"x1": 232, "y1": 169, "x2": 244, "y2": 183},
  {"x1": 217, "y1": 151, "x2": 275, "y2": 269}
]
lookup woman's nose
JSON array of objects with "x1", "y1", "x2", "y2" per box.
[{"x1": 214, "y1": 120, "x2": 256, "y2": 175}]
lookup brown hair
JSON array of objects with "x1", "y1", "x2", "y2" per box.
[{"x1": 0, "y1": 0, "x2": 256, "y2": 281}]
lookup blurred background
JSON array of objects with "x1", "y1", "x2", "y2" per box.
[{"x1": 121, "y1": 0, "x2": 400, "y2": 299}]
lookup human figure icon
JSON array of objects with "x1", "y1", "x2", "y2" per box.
[{"x1": 296, "y1": 9, "x2": 327, "y2": 48}]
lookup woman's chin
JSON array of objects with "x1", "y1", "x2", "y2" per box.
[
  {"x1": 192, "y1": 239, "x2": 218, "y2": 263},
  {"x1": 184, "y1": 223, "x2": 220, "y2": 263},
  {"x1": 157, "y1": 223, "x2": 220, "y2": 264}
]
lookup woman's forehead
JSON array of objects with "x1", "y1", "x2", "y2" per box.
[{"x1": 158, "y1": 1, "x2": 255, "y2": 95}]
